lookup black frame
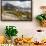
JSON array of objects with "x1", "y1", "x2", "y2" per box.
[{"x1": 1, "y1": 0, "x2": 32, "y2": 21}]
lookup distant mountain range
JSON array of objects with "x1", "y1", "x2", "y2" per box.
[
  {"x1": 3, "y1": 3, "x2": 31, "y2": 12},
  {"x1": 2, "y1": 3, "x2": 31, "y2": 20}
]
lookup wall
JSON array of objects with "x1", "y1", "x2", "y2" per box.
[{"x1": 0, "y1": 0, "x2": 46, "y2": 41}]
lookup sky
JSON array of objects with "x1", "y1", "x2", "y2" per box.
[{"x1": 2, "y1": 1, "x2": 31, "y2": 8}]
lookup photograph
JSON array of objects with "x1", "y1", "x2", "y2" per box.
[{"x1": 1, "y1": 0, "x2": 32, "y2": 21}]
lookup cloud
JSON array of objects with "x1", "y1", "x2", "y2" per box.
[{"x1": 2, "y1": 1, "x2": 31, "y2": 8}]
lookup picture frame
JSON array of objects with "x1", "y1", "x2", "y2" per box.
[{"x1": 1, "y1": 0, "x2": 32, "y2": 21}]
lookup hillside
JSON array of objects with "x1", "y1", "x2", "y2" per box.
[{"x1": 2, "y1": 3, "x2": 32, "y2": 20}]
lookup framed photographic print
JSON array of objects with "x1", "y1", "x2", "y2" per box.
[{"x1": 1, "y1": 0, "x2": 32, "y2": 21}]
